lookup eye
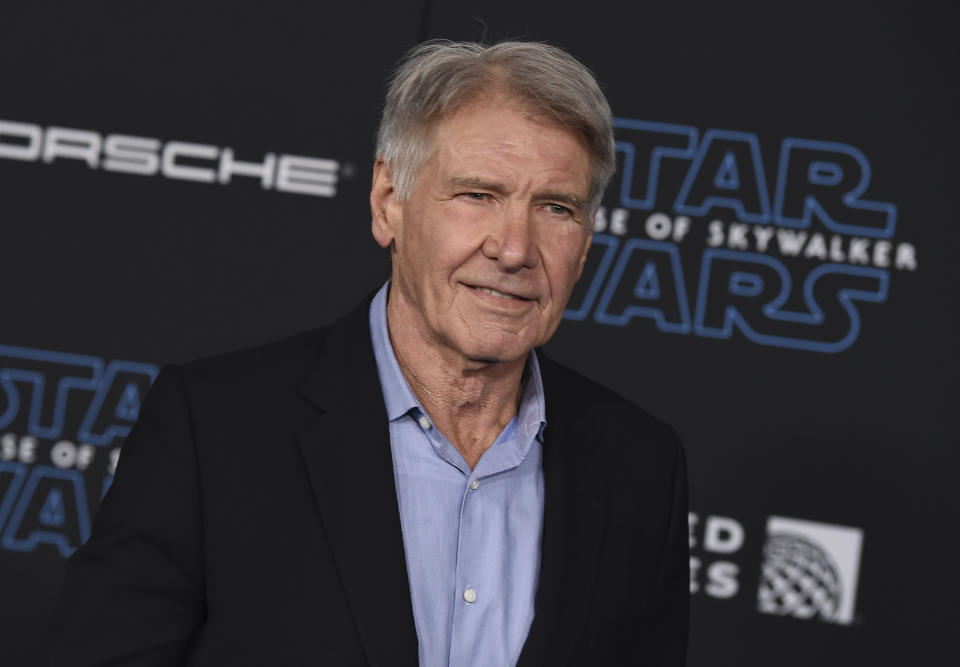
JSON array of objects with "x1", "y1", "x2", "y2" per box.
[
  {"x1": 461, "y1": 192, "x2": 490, "y2": 201},
  {"x1": 546, "y1": 203, "x2": 573, "y2": 216}
]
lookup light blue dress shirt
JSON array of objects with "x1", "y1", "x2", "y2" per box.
[{"x1": 369, "y1": 282, "x2": 546, "y2": 667}]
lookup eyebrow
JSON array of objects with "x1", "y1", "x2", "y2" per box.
[
  {"x1": 449, "y1": 176, "x2": 587, "y2": 211},
  {"x1": 449, "y1": 176, "x2": 509, "y2": 195}
]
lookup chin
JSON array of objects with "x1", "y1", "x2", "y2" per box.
[{"x1": 456, "y1": 335, "x2": 539, "y2": 366}]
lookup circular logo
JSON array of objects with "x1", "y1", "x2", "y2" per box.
[{"x1": 757, "y1": 533, "x2": 843, "y2": 621}]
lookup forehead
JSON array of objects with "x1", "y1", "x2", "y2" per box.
[{"x1": 427, "y1": 96, "x2": 591, "y2": 186}]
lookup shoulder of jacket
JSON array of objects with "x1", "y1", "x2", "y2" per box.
[
  {"x1": 538, "y1": 352, "x2": 682, "y2": 452},
  {"x1": 177, "y1": 326, "x2": 331, "y2": 391}
]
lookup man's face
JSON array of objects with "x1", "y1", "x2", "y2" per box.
[{"x1": 371, "y1": 96, "x2": 594, "y2": 366}]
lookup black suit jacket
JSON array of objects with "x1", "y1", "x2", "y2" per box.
[{"x1": 49, "y1": 297, "x2": 688, "y2": 666}]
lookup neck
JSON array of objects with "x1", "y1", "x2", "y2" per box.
[{"x1": 385, "y1": 289, "x2": 526, "y2": 470}]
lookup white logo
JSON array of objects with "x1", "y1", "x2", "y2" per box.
[
  {"x1": 0, "y1": 119, "x2": 340, "y2": 198},
  {"x1": 757, "y1": 515, "x2": 863, "y2": 624}
]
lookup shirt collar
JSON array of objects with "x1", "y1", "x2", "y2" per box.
[
  {"x1": 369, "y1": 281, "x2": 547, "y2": 441},
  {"x1": 370, "y1": 282, "x2": 421, "y2": 421}
]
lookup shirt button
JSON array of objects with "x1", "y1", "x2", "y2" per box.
[
  {"x1": 463, "y1": 587, "x2": 477, "y2": 604},
  {"x1": 418, "y1": 415, "x2": 433, "y2": 430},
  {"x1": 469, "y1": 479, "x2": 480, "y2": 491}
]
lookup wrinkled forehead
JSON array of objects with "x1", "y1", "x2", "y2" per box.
[
  {"x1": 429, "y1": 104, "x2": 591, "y2": 192},
  {"x1": 423, "y1": 88, "x2": 590, "y2": 158}
]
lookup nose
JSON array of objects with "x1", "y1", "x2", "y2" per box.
[{"x1": 481, "y1": 203, "x2": 539, "y2": 271}]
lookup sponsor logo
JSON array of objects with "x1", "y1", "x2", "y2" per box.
[
  {"x1": 565, "y1": 118, "x2": 917, "y2": 353},
  {"x1": 688, "y1": 512, "x2": 743, "y2": 600},
  {"x1": 758, "y1": 515, "x2": 863, "y2": 624},
  {"x1": 689, "y1": 511, "x2": 864, "y2": 625},
  {"x1": 0, "y1": 119, "x2": 340, "y2": 197}
]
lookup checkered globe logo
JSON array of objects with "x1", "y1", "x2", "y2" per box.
[{"x1": 757, "y1": 533, "x2": 842, "y2": 621}]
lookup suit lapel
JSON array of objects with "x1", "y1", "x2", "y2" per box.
[
  {"x1": 296, "y1": 299, "x2": 419, "y2": 667},
  {"x1": 518, "y1": 355, "x2": 606, "y2": 667}
]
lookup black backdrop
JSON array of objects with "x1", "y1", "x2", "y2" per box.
[{"x1": 1, "y1": 2, "x2": 956, "y2": 664}]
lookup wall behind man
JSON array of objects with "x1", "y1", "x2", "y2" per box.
[{"x1": 0, "y1": 1, "x2": 955, "y2": 664}]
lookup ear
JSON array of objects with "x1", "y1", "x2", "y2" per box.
[{"x1": 370, "y1": 158, "x2": 402, "y2": 249}]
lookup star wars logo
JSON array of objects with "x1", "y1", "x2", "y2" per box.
[
  {"x1": 0, "y1": 344, "x2": 156, "y2": 557},
  {"x1": 0, "y1": 119, "x2": 340, "y2": 197},
  {"x1": 564, "y1": 119, "x2": 917, "y2": 353}
]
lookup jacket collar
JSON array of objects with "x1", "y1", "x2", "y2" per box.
[
  {"x1": 297, "y1": 293, "x2": 420, "y2": 667},
  {"x1": 517, "y1": 354, "x2": 605, "y2": 666}
]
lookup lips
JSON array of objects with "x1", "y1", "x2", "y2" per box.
[
  {"x1": 479, "y1": 286, "x2": 520, "y2": 300},
  {"x1": 464, "y1": 283, "x2": 535, "y2": 301}
]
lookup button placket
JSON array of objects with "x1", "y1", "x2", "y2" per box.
[{"x1": 451, "y1": 467, "x2": 487, "y2": 667}]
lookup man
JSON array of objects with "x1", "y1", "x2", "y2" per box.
[{"x1": 49, "y1": 41, "x2": 688, "y2": 665}]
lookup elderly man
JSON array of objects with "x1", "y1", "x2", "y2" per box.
[{"x1": 49, "y1": 41, "x2": 688, "y2": 666}]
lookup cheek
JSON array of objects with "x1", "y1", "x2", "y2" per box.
[
  {"x1": 396, "y1": 236, "x2": 468, "y2": 305},
  {"x1": 414, "y1": 208, "x2": 486, "y2": 270},
  {"x1": 543, "y1": 234, "x2": 591, "y2": 282}
]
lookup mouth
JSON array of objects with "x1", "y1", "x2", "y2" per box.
[
  {"x1": 465, "y1": 283, "x2": 534, "y2": 302},
  {"x1": 478, "y1": 286, "x2": 520, "y2": 300}
]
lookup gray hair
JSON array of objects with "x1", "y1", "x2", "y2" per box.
[{"x1": 376, "y1": 40, "x2": 616, "y2": 213}]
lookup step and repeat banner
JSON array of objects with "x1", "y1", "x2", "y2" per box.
[{"x1": 1, "y1": 2, "x2": 955, "y2": 665}]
